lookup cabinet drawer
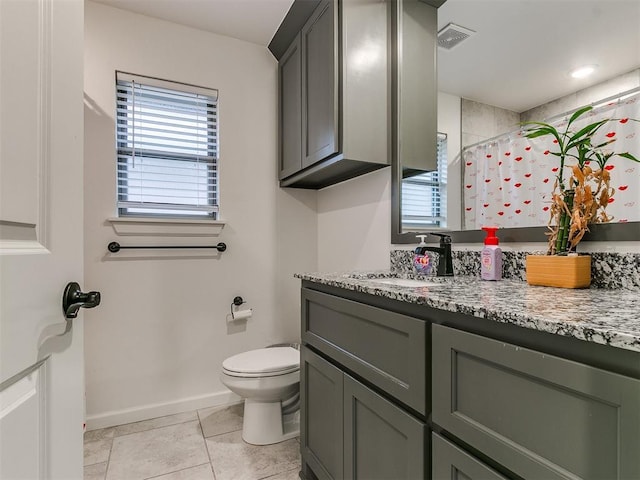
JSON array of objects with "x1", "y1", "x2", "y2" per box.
[
  {"x1": 302, "y1": 288, "x2": 427, "y2": 415},
  {"x1": 432, "y1": 324, "x2": 640, "y2": 480},
  {"x1": 432, "y1": 433, "x2": 508, "y2": 480}
]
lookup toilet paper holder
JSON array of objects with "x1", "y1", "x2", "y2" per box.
[{"x1": 230, "y1": 296, "x2": 252, "y2": 321}]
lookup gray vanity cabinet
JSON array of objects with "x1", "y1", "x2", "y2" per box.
[
  {"x1": 432, "y1": 324, "x2": 640, "y2": 480},
  {"x1": 278, "y1": 34, "x2": 302, "y2": 179},
  {"x1": 301, "y1": 346, "x2": 426, "y2": 480},
  {"x1": 300, "y1": 280, "x2": 640, "y2": 480},
  {"x1": 300, "y1": 287, "x2": 429, "y2": 480}
]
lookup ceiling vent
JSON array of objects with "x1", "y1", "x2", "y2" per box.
[{"x1": 437, "y1": 23, "x2": 475, "y2": 50}]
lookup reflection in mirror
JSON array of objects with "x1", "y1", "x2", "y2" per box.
[
  {"x1": 394, "y1": 0, "x2": 640, "y2": 243},
  {"x1": 401, "y1": 133, "x2": 447, "y2": 230},
  {"x1": 463, "y1": 87, "x2": 640, "y2": 230}
]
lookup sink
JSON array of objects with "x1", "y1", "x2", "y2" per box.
[{"x1": 368, "y1": 278, "x2": 446, "y2": 288}]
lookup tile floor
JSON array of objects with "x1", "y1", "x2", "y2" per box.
[{"x1": 83, "y1": 403, "x2": 301, "y2": 480}]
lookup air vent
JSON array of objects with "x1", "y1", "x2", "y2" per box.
[{"x1": 437, "y1": 23, "x2": 475, "y2": 50}]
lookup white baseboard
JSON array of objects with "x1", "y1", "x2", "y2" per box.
[{"x1": 85, "y1": 390, "x2": 242, "y2": 431}]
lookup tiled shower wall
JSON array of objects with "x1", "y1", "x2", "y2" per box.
[{"x1": 461, "y1": 68, "x2": 640, "y2": 149}]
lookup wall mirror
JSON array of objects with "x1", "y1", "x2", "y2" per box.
[{"x1": 393, "y1": 0, "x2": 640, "y2": 243}]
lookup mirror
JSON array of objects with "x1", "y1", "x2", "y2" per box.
[{"x1": 393, "y1": 0, "x2": 640, "y2": 243}]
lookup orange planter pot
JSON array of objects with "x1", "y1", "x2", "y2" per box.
[{"x1": 525, "y1": 255, "x2": 591, "y2": 289}]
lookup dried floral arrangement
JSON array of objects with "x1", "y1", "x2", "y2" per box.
[{"x1": 522, "y1": 105, "x2": 639, "y2": 255}]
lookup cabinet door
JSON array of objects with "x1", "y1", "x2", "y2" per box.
[
  {"x1": 278, "y1": 35, "x2": 302, "y2": 179},
  {"x1": 432, "y1": 433, "x2": 508, "y2": 480},
  {"x1": 432, "y1": 324, "x2": 640, "y2": 480},
  {"x1": 344, "y1": 375, "x2": 425, "y2": 480},
  {"x1": 301, "y1": 0, "x2": 339, "y2": 168},
  {"x1": 301, "y1": 346, "x2": 344, "y2": 480}
]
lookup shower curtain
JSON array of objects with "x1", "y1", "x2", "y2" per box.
[{"x1": 463, "y1": 90, "x2": 640, "y2": 230}]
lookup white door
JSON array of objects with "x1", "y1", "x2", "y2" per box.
[{"x1": 0, "y1": 0, "x2": 87, "y2": 478}]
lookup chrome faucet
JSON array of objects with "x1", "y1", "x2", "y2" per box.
[{"x1": 414, "y1": 233, "x2": 454, "y2": 276}]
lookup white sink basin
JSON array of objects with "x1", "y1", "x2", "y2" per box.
[{"x1": 369, "y1": 278, "x2": 445, "y2": 288}]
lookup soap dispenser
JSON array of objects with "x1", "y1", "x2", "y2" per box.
[
  {"x1": 413, "y1": 235, "x2": 431, "y2": 275},
  {"x1": 481, "y1": 226, "x2": 502, "y2": 281}
]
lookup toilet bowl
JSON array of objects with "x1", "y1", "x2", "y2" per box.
[{"x1": 220, "y1": 346, "x2": 300, "y2": 445}]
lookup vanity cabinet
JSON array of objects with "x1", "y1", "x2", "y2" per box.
[
  {"x1": 299, "y1": 280, "x2": 640, "y2": 480},
  {"x1": 432, "y1": 324, "x2": 640, "y2": 480},
  {"x1": 300, "y1": 287, "x2": 428, "y2": 480},
  {"x1": 301, "y1": 346, "x2": 426, "y2": 480}
]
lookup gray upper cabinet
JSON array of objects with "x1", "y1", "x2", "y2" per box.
[
  {"x1": 278, "y1": 35, "x2": 302, "y2": 179},
  {"x1": 273, "y1": 0, "x2": 394, "y2": 189},
  {"x1": 301, "y1": 0, "x2": 338, "y2": 168}
]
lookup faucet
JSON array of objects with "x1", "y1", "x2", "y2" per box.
[{"x1": 414, "y1": 233, "x2": 454, "y2": 277}]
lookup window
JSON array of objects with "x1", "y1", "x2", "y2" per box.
[
  {"x1": 116, "y1": 72, "x2": 219, "y2": 219},
  {"x1": 401, "y1": 133, "x2": 447, "y2": 230}
]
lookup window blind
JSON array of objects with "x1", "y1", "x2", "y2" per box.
[
  {"x1": 401, "y1": 133, "x2": 448, "y2": 229},
  {"x1": 116, "y1": 72, "x2": 219, "y2": 218}
]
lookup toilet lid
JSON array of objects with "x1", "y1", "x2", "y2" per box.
[{"x1": 222, "y1": 347, "x2": 299, "y2": 375}]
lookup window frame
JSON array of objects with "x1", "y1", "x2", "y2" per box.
[{"x1": 115, "y1": 71, "x2": 219, "y2": 220}]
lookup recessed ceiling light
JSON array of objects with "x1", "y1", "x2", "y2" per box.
[{"x1": 570, "y1": 65, "x2": 598, "y2": 79}]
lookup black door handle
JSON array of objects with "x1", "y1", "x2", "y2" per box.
[{"x1": 62, "y1": 282, "x2": 101, "y2": 319}]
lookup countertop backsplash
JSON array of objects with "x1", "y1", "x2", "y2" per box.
[{"x1": 390, "y1": 249, "x2": 640, "y2": 290}]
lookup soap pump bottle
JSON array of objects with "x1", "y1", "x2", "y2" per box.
[
  {"x1": 413, "y1": 235, "x2": 431, "y2": 275},
  {"x1": 481, "y1": 226, "x2": 502, "y2": 281}
]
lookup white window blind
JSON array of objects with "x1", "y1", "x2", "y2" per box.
[
  {"x1": 401, "y1": 133, "x2": 447, "y2": 230},
  {"x1": 116, "y1": 72, "x2": 219, "y2": 218}
]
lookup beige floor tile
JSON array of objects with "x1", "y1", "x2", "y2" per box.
[
  {"x1": 84, "y1": 438, "x2": 112, "y2": 466},
  {"x1": 85, "y1": 427, "x2": 116, "y2": 443},
  {"x1": 198, "y1": 403, "x2": 243, "y2": 438},
  {"x1": 206, "y1": 430, "x2": 300, "y2": 480},
  {"x1": 84, "y1": 462, "x2": 108, "y2": 480},
  {"x1": 261, "y1": 467, "x2": 301, "y2": 480},
  {"x1": 106, "y1": 420, "x2": 209, "y2": 480},
  {"x1": 146, "y1": 463, "x2": 215, "y2": 480},
  {"x1": 114, "y1": 411, "x2": 198, "y2": 437}
]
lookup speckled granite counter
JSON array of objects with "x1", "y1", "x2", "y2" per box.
[{"x1": 295, "y1": 272, "x2": 640, "y2": 353}]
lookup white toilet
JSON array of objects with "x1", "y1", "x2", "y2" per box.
[{"x1": 220, "y1": 346, "x2": 300, "y2": 445}]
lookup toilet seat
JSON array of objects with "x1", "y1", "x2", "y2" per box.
[{"x1": 222, "y1": 347, "x2": 299, "y2": 378}]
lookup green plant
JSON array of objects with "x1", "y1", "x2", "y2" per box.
[{"x1": 522, "y1": 106, "x2": 639, "y2": 254}]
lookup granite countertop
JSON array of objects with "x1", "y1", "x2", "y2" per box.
[{"x1": 295, "y1": 271, "x2": 640, "y2": 354}]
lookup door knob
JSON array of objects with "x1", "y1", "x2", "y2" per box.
[{"x1": 62, "y1": 282, "x2": 101, "y2": 319}]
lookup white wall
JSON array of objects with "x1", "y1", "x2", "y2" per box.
[
  {"x1": 439, "y1": 92, "x2": 462, "y2": 231},
  {"x1": 83, "y1": 1, "x2": 317, "y2": 428},
  {"x1": 317, "y1": 169, "x2": 391, "y2": 272},
  {"x1": 316, "y1": 92, "x2": 461, "y2": 271}
]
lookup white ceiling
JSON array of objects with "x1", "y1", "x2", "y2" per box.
[
  {"x1": 91, "y1": 0, "x2": 640, "y2": 113},
  {"x1": 437, "y1": 0, "x2": 640, "y2": 112},
  {"x1": 91, "y1": 0, "x2": 295, "y2": 46}
]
